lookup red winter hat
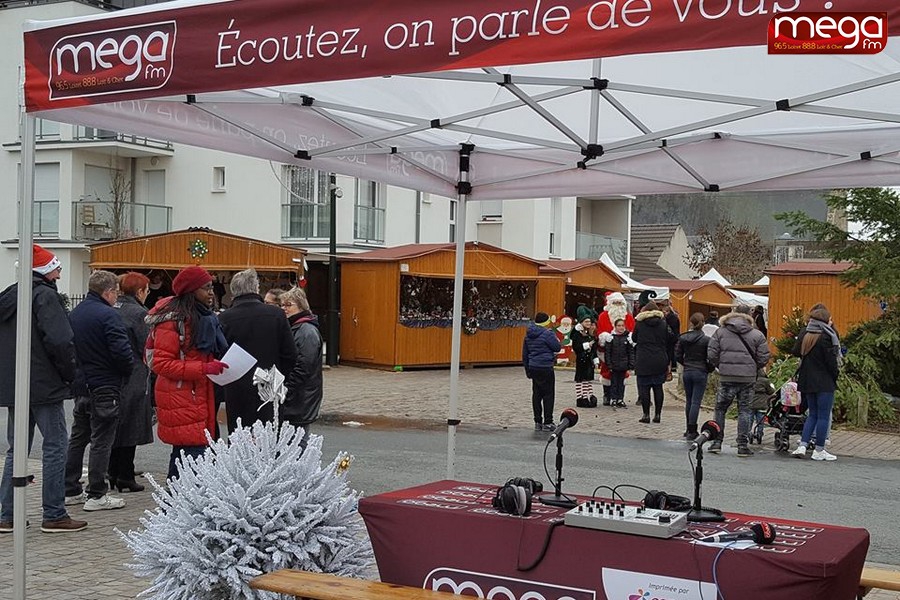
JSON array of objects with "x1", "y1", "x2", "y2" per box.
[
  {"x1": 33, "y1": 244, "x2": 61, "y2": 275},
  {"x1": 172, "y1": 266, "x2": 213, "y2": 296}
]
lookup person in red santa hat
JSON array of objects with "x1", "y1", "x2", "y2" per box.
[{"x1": 596, "y1": 291, "x2": 635, "y2": 406}]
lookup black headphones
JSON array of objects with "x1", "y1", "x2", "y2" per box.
[
  {"x1": 643, "y1": 490, "x2": 692, "y2": 512},
  {"x1": 492, "y1": 478, "x2": 544, "y2": 516}
]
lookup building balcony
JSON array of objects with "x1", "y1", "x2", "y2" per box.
[
  {"x1": 575, "y1": 231, "x2": 627, "y2": 265},
  {"x1": 354, "y1": 205, "x2": 385, "y2": 244},
  {"x1": 72, "y1": 199, "x2": 172, "y2": 241},
  {"x1": 4, "y1": 122, "x2": 174, "y2": 159},
  {"x1": 33, "y1": 200, "x2": 60, "y2": 238}
]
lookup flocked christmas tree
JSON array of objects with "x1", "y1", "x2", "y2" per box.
[{"x1": 120, "y1": 420, "x2": 374, "y2": 600}]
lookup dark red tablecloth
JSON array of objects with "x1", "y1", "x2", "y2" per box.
[{"x1": 359, "y1": 480, "x2": 868, "y2": 600}]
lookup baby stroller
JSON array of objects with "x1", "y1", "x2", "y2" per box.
[{"x1": 758, "y1": 388, "x2": 808, "y2": 453}]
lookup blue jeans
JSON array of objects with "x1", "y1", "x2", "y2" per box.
[
  {"x1": 800, "y1": 391, "x2": 835, "y2": 450},
  {"x1": 1, "y1": 403, "x2": 69, "y2": 522},
  {"x1": 714, "y1": 381, "x2": 754, "y2": 446},
  {"x1": 682, "y1": 369, "x2": 708, "y2": 429}
]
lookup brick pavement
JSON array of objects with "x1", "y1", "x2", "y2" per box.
[{"x1": 1, "y1": 364, "x2": 897, "y2": 599}]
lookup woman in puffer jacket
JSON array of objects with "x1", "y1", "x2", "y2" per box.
[
  {"x1": 632, "y1": 302, "x2": 673, "y2": 424},
  {"x1": 146, "y1": 266, "x2": 228, "y2": 479}
]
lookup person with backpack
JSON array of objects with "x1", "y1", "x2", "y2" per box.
[
  {"x1": 707, "y1": 305, "x2": 770, "y2": 457},
  {"x1": 675, "y1": 312, "x2": 712, "y2": 441},
  {"x1": 790, "y1": 305, "x2": 840, "y2": 461},
  {"x1": 145, "y1": 266, "x2": 228, "y2": 479}
]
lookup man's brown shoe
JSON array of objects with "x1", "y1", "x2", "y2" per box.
[{"x1": 41, "y1": 517, "x2": 87, "y2": 533}]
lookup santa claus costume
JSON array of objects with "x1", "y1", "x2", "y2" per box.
[{"x1": 597, "y1": 292, "x2": 635, "y2": 405}]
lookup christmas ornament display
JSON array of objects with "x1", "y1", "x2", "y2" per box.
[{"x1": 188, "y1": 238, "x2": 209, "y2": 260}]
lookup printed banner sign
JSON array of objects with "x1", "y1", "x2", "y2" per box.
[
  {"x1": 602, "y1": 568, "x2": 717, "y2": 600},
  {"x1": 24, "y1": 0, "x2": 900, "y2": 111}
]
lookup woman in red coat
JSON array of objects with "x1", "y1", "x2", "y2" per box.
[{"x1": 145, "y1": 266, "x2": 228, "y2": 479}]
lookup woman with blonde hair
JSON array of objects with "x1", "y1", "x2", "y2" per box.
[{"x1": 790, "y1": 305, "x2": 840, "y2": 461}]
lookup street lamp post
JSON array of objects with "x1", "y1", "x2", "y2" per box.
[{"x1": 327, "y1": 174, "x2": 340, "y2": 366}]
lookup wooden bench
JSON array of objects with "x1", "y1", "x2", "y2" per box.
[
  {"x1": 858, "y1": 566, "x2": 900, "y2": 598},
  {"x1": 250, "y1": 570, "x2": 457, "y2": 600}
]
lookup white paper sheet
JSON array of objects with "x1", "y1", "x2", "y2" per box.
[{"x1": 206, "y1": 343, "x2": 257, "y2": 385}]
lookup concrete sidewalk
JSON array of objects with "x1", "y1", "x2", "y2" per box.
[{"x1": 320, "y1": 365, "x2": 900, "y2": 461}]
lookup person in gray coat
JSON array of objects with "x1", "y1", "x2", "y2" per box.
[
  {"x1": 280, "y1": 287, "x2": 323, "y2": 450},
  {"x1": 707, "y1": 306, "x2": 770, "y2": 457},
  {"x1": 109, "y1": 272, "x2": 155, "y2": 493}
]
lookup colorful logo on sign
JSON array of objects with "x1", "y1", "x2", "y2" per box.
[
  {"x1": 48, "y1": 21, "x2": 176, "y2": 101},
  {"x1": 425, "y1": 567, "x2": 595, "y2": 600},
  {"x1": 768, "y1": 12, "x2": 887, "y2": 54}
]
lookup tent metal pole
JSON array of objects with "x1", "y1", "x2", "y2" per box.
[
  {"x1": 327, "y1": 173, "x2": 339, "y2": 366},
  {"x1": 447, "y1": 143, "x2": 473, "y2": 480},
  {"x1": 13, "y1": 113, "x2": 37, "y2": 600}
]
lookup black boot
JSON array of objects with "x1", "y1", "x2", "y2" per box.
[
  {"x1": 576, "y1": 397, "x2": 590, "y2": 408},
  {"x1": 639, "y1": 414, "x2": 650, "y2": 423},
  {"x1": 589, "y1": 395, "x2": 598, "y2": 407},
  {"x1": 652, "y1": 413, "x2": 661, "y2": 424}
]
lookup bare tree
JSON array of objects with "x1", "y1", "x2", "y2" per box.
[
  {"x1": 685, "y1": 218, "x2": 771, "y2": 284},
  {"x1": 108, "y1": 157, "x2": 132, "y2": 239}
]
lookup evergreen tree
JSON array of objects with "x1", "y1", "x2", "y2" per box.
[{"x1": 120, "y1": 421, "x2": 373, "y2": 600}]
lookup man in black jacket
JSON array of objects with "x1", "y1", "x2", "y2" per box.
[
  {"x1": 219, "y1": 269, "x2": 297, "y2": 432},
  {"x1": 64, "y1": 270, "x2": 133, "y2": 512},
  {"x1": 0, "y1": 245, "x2": 86, "y2": 533}
]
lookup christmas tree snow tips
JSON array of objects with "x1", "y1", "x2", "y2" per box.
[{"x1": 120, "y1": 421, "x2": 374, "y2": 600}]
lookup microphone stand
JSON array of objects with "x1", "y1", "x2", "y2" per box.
[
  {"x1": 538, "y1": 433, "x2": 577, "y2": 509},
  {"x1": 687, "y1": 443, "x2": 725, "y2": 523}
]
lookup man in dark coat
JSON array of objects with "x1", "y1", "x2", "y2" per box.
[
  {"x1": 218, "y1": 269, "x2": 297, "y2": 432},
  {"x1": 0, "y1": 245, "x2": 86, "y2": 533},
  {"x1": 522, "y1": 312, "x2": 562, "y2": 432},
  {"x1": 64, "y1": 270, "x2": 134, "y2": 511}
]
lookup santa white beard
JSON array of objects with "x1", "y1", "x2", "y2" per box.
[{"x1": 606, "y1": 302, "x2": 627, "y2": 325}]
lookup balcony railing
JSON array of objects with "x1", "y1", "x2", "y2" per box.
[
  {"x1": 281, "y1": 203, "x2": 330, "y2": 240},
  {"x1": 72, "y1": 200, "x2": 171, "y2": 241},
  {"x1": 33, "y1": 200, "x2": 59, "y2": 237},
  {"x1": 575, "y1": 231, "x2": 628, "y2": 265},
  {"x1": 354, "y1": 205, "x2": 385, "y2": 244},
  {"x1": 72, "y1": 126, "x2": 173, "y2": 151}
]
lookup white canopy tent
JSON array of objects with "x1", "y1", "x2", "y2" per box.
[
  {"x1": 599, "y1": 252, "x2": 669, "y2": 299},
  {"x1": 699, "y1": 268, "x2": 768, "y2": 309},
  {"x1": 10, "y1": 1, "x2": 900, "y2": 596}
]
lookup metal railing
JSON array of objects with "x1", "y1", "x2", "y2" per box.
[
  {"x1": 73, "y1": 126, "x2": 173, "y2": 151},
  {"x1": 33, "y1": 200, "x2": 59, "y2": 237},
  {"x1": 575, "y1": 231, "x2": 628, "y2": 264},
  {"x1": 281, "y1": 203, "x2": 330, "y2": 240},
  {"x1": 72, "y1": 199, "x2": 171, "y2": 241},
  {"x1": 354, "y1": 204, "x2": 386, "y2": 244}
]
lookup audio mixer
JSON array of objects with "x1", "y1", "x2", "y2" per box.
[{"x1": 563, "y1": 499, "x2": 688, "y2": 538}]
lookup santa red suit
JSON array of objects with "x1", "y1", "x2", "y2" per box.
[{"x1": 596, "y1": 292, "x2": 635, "y2": 394}]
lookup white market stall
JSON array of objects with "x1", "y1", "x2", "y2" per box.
[{"x1": 9, "y1": 2, "x2": 900, "y2": 595}]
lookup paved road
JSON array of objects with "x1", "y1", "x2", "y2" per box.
[{"x1": 2, "y1": 365, "x2": 898, "y2": 599}]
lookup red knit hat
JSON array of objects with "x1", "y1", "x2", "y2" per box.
[
  {"x1": 172, "y1": 266, "x2": 213, "y2": 296},
  {"x1": 33, "y1": 244, "x2": 61, "y2": 275}
]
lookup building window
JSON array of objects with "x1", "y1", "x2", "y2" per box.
[
  {"x1": 480, "y1": 199, "x2": 502, "y2": 221},
  {"x1": 35, "y1": 119, "x2": 60, "y2": 140},
  {"x1": 212, "y1": 166, "x2": 226, "y2": 192},
  {"x1": 19, "y1": 163, "x2": 60, "y2": 237},
  {"x1": 282, "y1": 165, "x2": 330, "y2": 239},
  {"x1": 354, "y1": 180, "x2": 385, "y2": 243},
  {"x1": 449, "y1": 199, "x2": 457, "y2": 242}
]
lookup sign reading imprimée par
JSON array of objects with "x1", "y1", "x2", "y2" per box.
[
  {"x1": 23, "y1": 0, "x2": 900, "y2": 111},
  {"x1": 768, "y1": 12, "x2": 888, "y2": 53}
]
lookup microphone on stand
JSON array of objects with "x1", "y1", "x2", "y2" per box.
[
  {"x1": 696, "y1": 522, "x2": 777, "y2": 545},
  {"x1": 538, "y1": 408, "x2": 578, "y2": 509},
  {"x1": 548, "y1": 408, "x2": 579, "y2": 441},
  {"x1": 689, "y1": 420, "x2": 721, "y2": 452}
]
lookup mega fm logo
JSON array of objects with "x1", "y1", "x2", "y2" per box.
[
  {"x1": 425, "y1": 567, "x2": 595, "y2": 600},
  {"x1": 49, "y1": 21, "x2": 176, "y2": 101},
  {"x1": 768, "y1": 12, "x2": 887, "y2": 54}
]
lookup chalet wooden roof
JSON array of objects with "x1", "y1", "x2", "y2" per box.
[
  {"x1": 641, "y1": 278, "x2": 732, "y2": 294},
  {"x1": 539, "y1": 259, "x2": 626, "y2": 283},
  {"x1": 765, "y1": 260, "x2": 853, "y2": 276},
  {"x1": 88, "y1": 228, "x2": 305, "y2": 272},
  {"x1": 339, "y1": 242, "x2": 545, "y2": 266}
]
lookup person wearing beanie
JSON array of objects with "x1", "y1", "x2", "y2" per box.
[
  {"x1": 146, "y1": 265, "x2": 229, "y2": 479},
  {"x1": 0, "y1": 245, "x2": 88, "y2": 532},
  {"x1": 596, "y1": 291, "x2": 635, "y2": 406},
  {"x1": 571, "y1": 304, "x2": 598, "y2": 408},
  {"x1": 522, "y1": 311, "x2": 561, "y2": 432}
]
